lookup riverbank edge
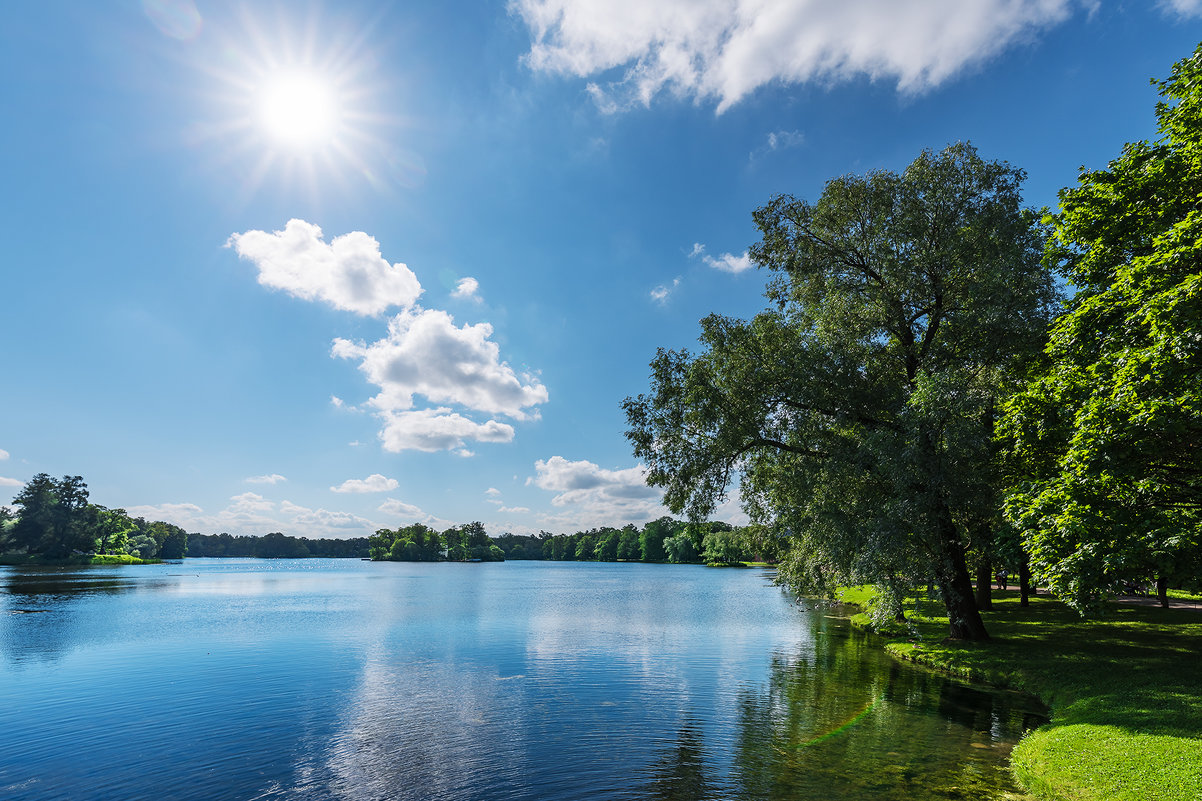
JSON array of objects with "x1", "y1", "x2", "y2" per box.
[
  {"x1": 0, "y1": 553, "x2": 162, "y2": 566},
  {"x1": 834, "y1": 588, "x2": 1202, "y2": 801}
]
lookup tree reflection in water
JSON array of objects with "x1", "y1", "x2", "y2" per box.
[
  {"x1": 643, "y1": 719, "x2": 711, "y2": 801},
  {"x1": 733, "y1": 622, "x2": 1046, "y2": 800}
]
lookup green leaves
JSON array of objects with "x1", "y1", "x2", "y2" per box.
[
  {"x1": 1000, "y1": 43, "x2": 1202, "y2": 614},
  {"x1": 627, "y1": 144, "x2": 1058, "y2": 638}
]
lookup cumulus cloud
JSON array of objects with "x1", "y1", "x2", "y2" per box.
[
  {"x1": 332, "y1": 309, "x2": 547, "y2": 419},
  {"x1": 331, "y1": 474, "x2": 400, "y2": 493},
  {"x1": 451, "y1": 277, "x2": 482, "y2": 301},
  {"x1": 499, "y1": 505, "x2": 531, "y2": 514},
  {"x1": 0, "y1": 449, "x2": 8, "y2": 460},
  {"x1": 0, "y1": 476, "x2": 23, "y2": 488},
  {"x1": 513, "y1": 0, "x2": 1088, "y2": 112},
  {"x1": 650, "y1": 277, "x2": 680, "y2": 305},
  {"x1": 528, "y1": 456, "x2": 665, "y2": 526},
  {"x1": 228, "y1": 219, "x2": 422, "y2": 316},
  {"x1": 245, "y1": 473, "x2": 287, "y2": 485},
  {"x1": 377, "y1": 409, "x2": 515, "y2": 453},
  {"x1": 231, "y1": 221, "x2": 545, "y2": 454}
]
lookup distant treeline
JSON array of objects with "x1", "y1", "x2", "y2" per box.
[
  {"x1": 371, "y1": 517, "x2": 778, "y2": 565},
  {"x1": 187, "y1": 531, "x2": 370, "y2": 559},
  {"x1": 0, "y1": 473, "x2": 769, "y2": 566}
]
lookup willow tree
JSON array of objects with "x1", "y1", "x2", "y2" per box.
[
  {"x1": 624, "y1": 144, "x2": 1059, "y2": 640},
  {"x1": 1000, "y1": 46, "x2": 1202, "y2": 613}
]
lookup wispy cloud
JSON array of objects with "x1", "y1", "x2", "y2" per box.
[
  {"x1": 0, "y1": 476, "x2": 22, "y2": 488},
  {"x1": 245, "y1": 473, "x2": 287, "y2": 485},
  {"x1": 750, "y1": 129, "x2": 804, "y2": 162},
  {"x1": 1161, "y1": 0, "x2": 1202, "y2": 16},
  {"x1": 650, "y1": 277, "x2": 680, "y2": 305},
  {"x1": 513, "y1": 0, "x2": 1090, "y2": 113},
  {"x1": 378, "y1": 498, "x2": 425, "y2": 518},
  {"x1": 690, "y1": 243, "x2": 753, "y2": 273}
]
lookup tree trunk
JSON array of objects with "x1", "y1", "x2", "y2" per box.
[
  {"x1": 935, "y1": 511, "x2": 990, "y2": 640},
  {"x1": 1019, "y1": 551, "x2": 1031, "y2": 607},
  {"x1": 975, "y1": 556, "x2": 993, "y2": 611},
  {"x1": 1157, "y1": 576, "x2": 1169, "y2": 608}
]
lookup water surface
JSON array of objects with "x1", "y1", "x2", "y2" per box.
[{"x1": 0, "y1": 559, "x2": 1042, "y2": 800}]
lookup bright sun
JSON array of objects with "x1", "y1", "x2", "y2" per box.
[{"x1": 257, "y1": 71, "x2": 339, "y2": 148}]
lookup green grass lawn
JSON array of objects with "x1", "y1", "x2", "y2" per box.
[{"x1": 848, "y1": 588, "x2": 1202, "y2": 801}]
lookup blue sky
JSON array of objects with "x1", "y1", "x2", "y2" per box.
[{"x1": 1, "y1": 0, "x2": 1199, "y2": 538}]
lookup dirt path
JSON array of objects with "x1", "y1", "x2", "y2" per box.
[{"x1": 1113, "y1": 594, "x2": 1202, "y2": 611}]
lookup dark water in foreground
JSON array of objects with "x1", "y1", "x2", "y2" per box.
[{"x1": 0, "y1": 559, "x2": 1043, "y2": 800}]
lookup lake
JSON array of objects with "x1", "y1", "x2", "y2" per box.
[{"x1": 0, "y1": 559, "x2": 1043, "y2": 800}]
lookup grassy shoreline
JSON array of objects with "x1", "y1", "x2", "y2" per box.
[
  {"x1": 0, "y1": 553, "x2": 162, "y2": 566},
  {"x1": 837, "y1": 586, "x2": 1202, "y2": 800}
]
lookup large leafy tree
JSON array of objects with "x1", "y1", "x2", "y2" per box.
[
  {"x1": 10, "y1": 474, "x2": 95, "y2": 558},
  {"x1": 1000, "y1": 46, "x2": 1202, "y2": 612},
  {"x1": 625, "y1": 144, "x2": 1058, "y2": 639}
]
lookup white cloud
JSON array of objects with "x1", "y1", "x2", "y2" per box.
[
  {"x1": 0, "y1": 449, "x2": 8, "y2": 460},
  {"x1": 766, "y1": 129, "x2": 805, "y2": 151},
  {"x1": 704, "y1": 251, "x2": 752, "y2": 273},
  {"x1": 1162, "y1": 0, "x2": 1202, "y2": 15},
  {"x1": 513, "y1": 0, "x2": 1087, "y2": 112},
  {"x1": 691, "y1": 243, "x2": 754, "y2": 273},
  {"x1": 228, "y1": 219, "x2": 422, "y2": 316},
  {"x1": 126, "y1": 495, "x2": 374, "y2": 538},
  {"x1": 650, "y1": 277, "x2": 680, "y2": 305},
  {"x1": 278, "y1": 501, "x2": 376, "y2": 531},
  {"x1": 377, "y1": 409, "x2": 515, "y2": 453},
  {"x1": 485, "y1": 487, "x2": 502, "y2": 497},
  {"x1": 751, "y1": 129, "x2": 805, "y2": 162},
  {"x1": 528, "y1": 456, "x2": 665, "y2": 526},
  {"x1": 232, "y1": 221, "x2": 544, "y2": 455},
  {"x1": 499, "y1": 505, "x2": 531, "y2": 514},
  {"x1": 451, "y1": 276, "x2": 482, "y2": 301},
  {"x1": 377, "y1": 498, "x2": 426, "y2": 518},
  {"x1": 331, "y1": 474, "x2": 400, "y2": 493},
  {"x1": 125, "y1": 502, "x2": 207, "y2": 522},
  {"x1": 0, "y1": 476, "x2": 23, "y2": 488},
  {"x1": 333, "y1": 309, "x2": 548, "y2": 419},
  {"x1": 245, "y1": 473, "x2": 287, "y2": 485}
]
